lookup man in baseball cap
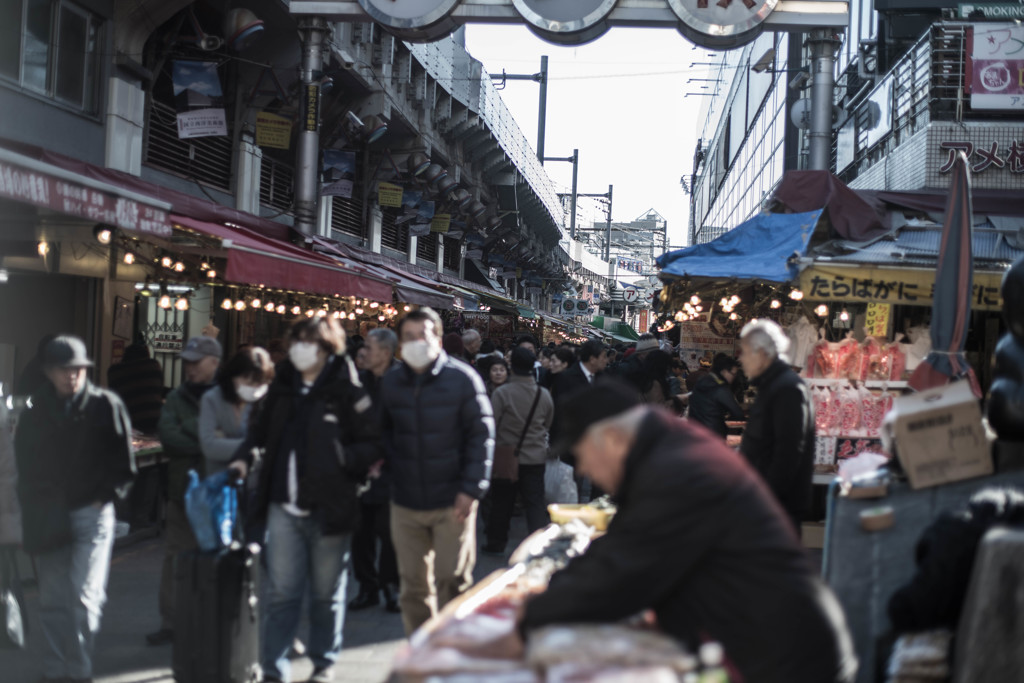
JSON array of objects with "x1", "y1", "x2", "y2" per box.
[
  {"x1": 147, "y1": 335, "x2": 221, "y2": 646},
  {"x1": 15, "y1": 335, "x2": 135, "y2": 681},
  {"x1": 520, "y1": 379, "x2": 858, "y2": 683}
]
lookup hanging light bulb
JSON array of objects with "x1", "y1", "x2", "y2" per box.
[
  {"x1": 221, "y1": 298, "x2": 233, "y2": 310},
  {"x1": 234, "y1": 300, "x2": 246, "y2": 311},
  {"x1": 174, "y1": 297, "x2": 189, "y2": 311},
  {"x1": 815, "y1": 304, "x2": 828, "y2": 317},
  {"x1": 251, "y1": 298, "x2": 262, "y2": 309},
  {"x1": 348, "y1": 312, "x2": 356, "y2": 320},
  {"x1": 770, "y1": 299, "x2": 781, "y2": 309},
  {"x1": 789, "y1": 289, "x2": 804, "y2": 301},
  {"x1": 160, "y1": 255, "x2": 173, "y2": 269},
  {"x1": 123, "y1": 251, "x2": 136, "y2": 265},
  {"x1": 200, "y1": 262, "x2": 210, "y2": 271},
  {"x1": 840, "y1": 309, "x2": 850, "y2": 322},
  {"x1": 265, "y1": 302, "x2": 275, "y2": 312},
  {"x1": 173, "y1": 261, "x2": 186, "y2": 273},
  {"x1": 291, "y1": 305, "x2": 301, "y2": 316},
  {"x1": 305, "y1": 309, "x2": 315, "y2": 318},
  {"x1": 207, "y1": 270, "x2": 217, "y2": 279},
  {"x1": 695, "y1": 305, "x2": 703, "y2": 312},
  {"x1": 93, "y1": 226, "x2": 113, "y2": 244},
  {"x1": 355, "y1": 307, "x2": 364, "y2": 315},
  {"x1": 730, "y1": 295, "x2": 740, "y2": 305},
  {"x1": 158, "y1": 294, "x2": 172, "y2": 309},
  {"x1": 377, "y1": 314, "x2": 386, "y2": 322},
  {"x1": 403, "y1": 305, "x2": 411, "y2": 312},
  {"x1": 315, "y1": 309, "x2": 327, "y2": 318},
  {"x1": 370, "y1": 302, "x2": 379, "y2": 309},
  {"x1": 729, "y1": 312, "x2": 738, "y2": 321},
  {"x1": 277, "y1": 304, "x2": 286, "y2": 315},
  {"x1": 690, "y1": 295, "x2": 700, "y2": 306},
  {"x1": 332, "y1": 311, "x2": 341, "y2": 319},
  {"x1": 675, "y1": 311, "x2": 685, "y2": 321}
]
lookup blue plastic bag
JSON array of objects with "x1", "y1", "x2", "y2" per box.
[{"x1": 184, "y1": 469, "x2": 239, "y2": 551}]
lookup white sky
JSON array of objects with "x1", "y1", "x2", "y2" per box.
[{"x1": 463, "y1": 25, "x2": 715, "y2": 250}]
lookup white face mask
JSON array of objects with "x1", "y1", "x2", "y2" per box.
[
  {"x1": 236, "y1": 383, "x2": 268, "y2": 403},
  {"x1": 289, "y1": 342, "x2": 321, "y2": 372},
  {"x1": 402, "y1": 340, "x2": 440, "y2": 370}
]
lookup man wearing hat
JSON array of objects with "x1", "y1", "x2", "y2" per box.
[
  {"x1": 518, "y1": 380, "x2": 858, "y2": 683},
  {"x1": 15, "y1": 336, "x2": 136, "y2": 683},
  {"x1": 147, "y1": 335, "x2": 221, "y2": 646}
]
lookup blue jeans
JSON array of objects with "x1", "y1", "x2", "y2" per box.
[
  {"x1": 35, "y1": 502, "x2": 115, "y2": 679},
  {"x1": 263, "y1": 504, "x2": 351, "y2": 682}
]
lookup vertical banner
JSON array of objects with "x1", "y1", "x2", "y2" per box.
[
  {"x1": 172, "y1": 61, "x2": 228, "y2": 139},
  {"x1": 304, "y1": 83, "x2": 320, "y2": 132},
  {"x1": 321, "y1": 150, "x2": 356, "y2": 198},
  {"x1": 865, "y1": 302, "x2": 891, "y2": 337}
]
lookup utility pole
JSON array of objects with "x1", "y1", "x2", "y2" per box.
[
  {"x1": 492, "y1": 56, "x2": 549, "y2": 162},
  {"x1": 544, "y1": 148, "x2": 578, "y2": 239},
  {"x1": 604, "y1": 184, "x2": 613, "y2": 261},
  {"x1": 808, "y1": 29, "x2": 839, "y2": 171},
  {"x1": 294, "y1": 17, "x2": 330, "y2": 236}
]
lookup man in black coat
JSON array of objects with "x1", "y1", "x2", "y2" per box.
[
  {"x1": 378, "y1": 308, "x2": 494, "y2": 635},
  {"x1": 15, "y1": 336, "x2": 136, "y2": 683},
  {"x1": 550, "y1": 339, "x2": 609, "y2": 500},
  {"x1": 519, "y1": 381, "x2": 857, "y2": 683},
  {"x1": 738, "y1": 319, "x2": 815, "y2": 533},
  {"x1": 688, "y1": 352, "x2": 745, "y2": 438}
]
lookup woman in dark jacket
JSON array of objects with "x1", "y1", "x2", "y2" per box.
[{"x1": 230, "y1": 318, "x2": 380, "y2": 683}]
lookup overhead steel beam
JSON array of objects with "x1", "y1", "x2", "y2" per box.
[{"x1": 286, "y1": 0, "x2": 849, "y2": 31}]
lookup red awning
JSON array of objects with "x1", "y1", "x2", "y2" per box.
[{"x1": 172, "y1": 215, "x2": 393, "y2": 301}]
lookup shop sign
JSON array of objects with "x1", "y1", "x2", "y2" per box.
[
  {"x1": 960, "y1": 4, "x2": 1024, "y2": 19},
  {"x1": 667, "y1": 0, "x2": 779, "y2": 48},
  {"x1": 152, "y1": 331, "x2": 184, "y2": 354},
  {"x1": 677, "y1": 320, "x2": 739, "y2": 366},
  {"x1": 255, "y1": 111, "x2": 291, "y2": 150},
  {"x1": 430, "y1": 213, "x2": 451, "y2": 233},
  {"x1": 622, "y1": 287, "x2": 639, "y2": 303},
  {"x1": 377, "y1": 182, "x2": 403, "y2": 207},
  {"x1": 172, "y1": 61, "x2": 228, "y2": 139},
  {"x1": 304, "y1": 84, "x2": 320, "y2": 132},
  {"x1": 799, "y1": 266, "x2": 1005, "y2": 311},
  {"x1": 938, "y1": 139, "x2": 1024, "y2": 173},
  {"x1": 864, "y1": 302, "x2": 891, "y2": 337},
  {"x1": 968, "y1": 23, "x2": 1024, "y2": 111},
  {"x1": 0, "y1": 160, "x2": 172, "y2": 237}
]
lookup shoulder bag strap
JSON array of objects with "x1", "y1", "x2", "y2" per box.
[{"x1": 513, "y1": 385, "x2": 543, "y2": 458}]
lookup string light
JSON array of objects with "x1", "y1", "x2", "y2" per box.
[
  {"x1": 207, "y1": 270, "x2": 217, "y2": 279},
  {"x1": 770, "y1": 299, "x2": 781, "y2": 309},
  {"x1": 265, "y1": 302, "x2": 275, "y2": 312},
  {"x1": 789, "y1": 289, "x2": 804, "y2": 301},
  {"x1": 690, "y1": 295, "x2": 700, "y2": 306},
  {"x1": 234, "y1": 300, "x2": 246, "y2": 311},
  {"x1": 174, "y1": 297, "x2": 189, "y2": 311},
  {"x1": 291, "y1": 305, "x2": 301, "y2": 316},
  {"x1": 200, "y1": 262, "x2": 211, "y2": 271},
  {"x1": 158, "y1": 294, "x2": 172, "y2": 309},
  {"x1": 160, "y1": 256, "x2": 173, "y2": 268},
  {"x1": 305, "y1": 309, "x2": 315, "y2": 318},
  {"x1": 123, "y1": 252, "x2": 136, "y2": 265},
  {"x1": 348, "y1": 312, "x2": 356, "y2": 320},
  {"x1": 172, "y1": 262, "x2": 186, "y2": 273},
  {"x1": 221, "y1": 298, "x2": 234, "y2": 310},
  {"x1": 38, "y1": 241, "x2": 50, "y2": 256},
  {"x1": 277, "y1": 304, "x2": 286, "y2": 315},
  {"x1": 251, "y1": 298, "x2": 261, "y2": 309},
  {"x1": 355, "y1": 307, "x2": 364, "y2": 315},
  {"x1": 815, "y1": 304, "x2": 829, "y2": 317}
]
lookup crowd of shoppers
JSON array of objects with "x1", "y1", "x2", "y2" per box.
[{"x1": 1, "y1": 312, "x2": 830, "y2": 683}]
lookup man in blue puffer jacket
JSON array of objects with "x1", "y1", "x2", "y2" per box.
[{"x1": 378, "y1": 307, "x2": 494, "y2": 635}]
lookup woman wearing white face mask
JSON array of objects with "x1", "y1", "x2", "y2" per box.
[
  {"x1": 198, "y1": 346, "x2": 275, "y2": 476},
  {"x1": 229, "y1": 318, "x2": 382, "y2": 683}
]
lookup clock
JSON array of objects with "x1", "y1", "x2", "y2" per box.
[{"x1": 357, "y1": 0, "x2": 461, "y2": 42}]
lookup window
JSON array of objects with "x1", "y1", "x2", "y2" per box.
[{"x1": 1, "y1": 0, "x2": 101, "y2": 113}]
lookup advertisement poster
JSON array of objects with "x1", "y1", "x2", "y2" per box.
[
  {"x1": 255, "y1": 111, "x2": 292, "y2": 150},
  {"x1": 969, "y1": 23, "x2": 1024, "y2": 110},
  {"x1": 172, "y1": 61, "x2": 228, "y2": 139},
  {"x1": 378, "y1": 182, "x2": 403, "y2": 207},
  {"x1": 676, "y1": 319, "x2": 739, "y2": 370},
  {"x1": 431, "y1": 213, "x2": 451, "y2": 233},
  {"x1": 321, "y1": 150, "x2": 356, "y2": 198}
]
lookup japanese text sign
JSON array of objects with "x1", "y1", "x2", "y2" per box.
[{"x1": 799, "y1": 266, "x2": 1004, "y2": 311}]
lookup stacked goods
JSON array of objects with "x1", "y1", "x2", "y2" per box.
[
  {"x1": 811, "y1": 385, "x2": 901, "y2": 438},
  {"x1": 806, "y1": 334, "x2": 908, "y2": 382}
]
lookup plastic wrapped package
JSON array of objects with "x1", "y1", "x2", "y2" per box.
[
  {"x1": 813, "y1": 387, "x2": 833, "y2": 433},
  {"x1": 888, "y1": 339, "x2": 907, "y2": 381},
  {"x1": 859, "y1": 386, "x2": 885, "y2": 437},
  {"x1": 838, "y1": 386, "x2": 862, "y2": 436},
  {"x1": 837, "y1": 336, "x2": 862, "y2": 381},
  {"x1": 526, "y1": 625, "x2": 696, "y2": 674},
  {"x1": 867, "y1": 345, "x2": 893, "y2": 382},
  {"x1": 859, "y1": 338, "x2": 883, "y2": 382},
  {"x1": 808, "y1": 336, "x2": 840, "y2": 379},
  {"x1": 824, "y1": 387, "x2": 843, "y2": 436}
]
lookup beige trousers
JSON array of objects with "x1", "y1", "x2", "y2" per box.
[{"x1": 390, "y1": 501, "x2": 478, "y2": 635}]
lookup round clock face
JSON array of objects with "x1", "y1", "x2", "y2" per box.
[
  {"x1": 668, "y1": 0, "x2": 779, "y2": 48},
  {"x1": 357, "y1": 0, "x2": 461, "y2": 29},
  {"x1": 511, "y1": 0, "x2": 618, "y2": 44}
]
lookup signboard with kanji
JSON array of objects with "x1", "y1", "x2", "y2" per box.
[
  {"x1": 799, "y1": 266, "x2": 1005, "y2": 311},
  {"x1": 968, "y1": 23, "x2": 1024, "y2": 110},
  {"x1": 255, "y1": 111, "x2": 292, "y2": 150},
  {"x1": 378, "y1": 182, "x2": 403, "y2": 207}
]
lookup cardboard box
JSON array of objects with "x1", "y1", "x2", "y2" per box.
[{"x1": 889, "y1": 381, "x2": 992, "y2": 489}]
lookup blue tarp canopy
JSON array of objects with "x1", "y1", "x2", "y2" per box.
[{"x1": 658, "y1": 210, "x2": 824, "y2": 282}]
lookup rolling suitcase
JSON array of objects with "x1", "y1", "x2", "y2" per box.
[{"x1": 172, "y1": 543, "x2": 262, "y2": 682}]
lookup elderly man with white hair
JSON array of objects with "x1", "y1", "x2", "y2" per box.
[
  {"x1": 460, "y1": 328, "x2": 482, "y2": 365},
  {"x1": 738, "y1": 319, "x2": 815, "y2": 533}
]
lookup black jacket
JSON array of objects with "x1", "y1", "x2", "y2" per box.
[
  {"x1": 549, "y1": 362, "x2": 593, "y2": 465},
  {"x1": 378, "y1": 351, "x2": 493, "y2": 511},
  {"x1": 359, "y1": 360, "x2": 401, "y2": 505},
  {"x1": 688, "y1": 372, "x2": 745, "y2": 438},
  {"x1": 739, "y1": 359, "x2": 815, "y2": 525},
  {"x1": 522, "y1": 409, "x2": 857, "y2": 683},
  {"x1": 236, "y1": 355, "x2": 380, "y2": 535},
  {"x1": 15, "y1": 381, "x2": 136, "y2": 553}
]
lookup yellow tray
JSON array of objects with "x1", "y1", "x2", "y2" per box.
[{"x1": 548, "y1": 504, "x2": 614, "y2": 531}]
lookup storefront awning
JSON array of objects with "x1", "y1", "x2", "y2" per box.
[
  {"x1": 447, "y1": 286, "x2": 480, "y2": 310},
  {"x1": 658, "y1": 210, "x2": 824, "y2": 283},
  {"x1": 352, "y1": 263, "x2": 455, "y2": 310},
  {"x1": 172, "y1": 215, "x2": 393, "y2": 301},
  {"x1": 517, "y1": 306, "x2": 537, "y2": 319},
  {"x1": 0, "y1": 147, "x2": 174, "y2": 237},
  {"x1": 590, "y1": 316, "x2": 640, "y2": 341}
]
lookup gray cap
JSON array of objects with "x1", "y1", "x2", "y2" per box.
[
  {"x1": 180, "y1": 336, "x2": 222, "y2": 362},
  {"x1": 43, "y1": 336, "x2": 94, "y2": 368}
]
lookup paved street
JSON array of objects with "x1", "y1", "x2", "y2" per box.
[{"x1": 0, "y1": 516, "x2": 524, "y2": 683}]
